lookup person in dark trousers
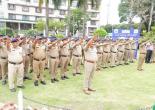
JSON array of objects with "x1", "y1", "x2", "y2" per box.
[{"x1": 145, "y1": 42, "x2": 153, "y2": 63}]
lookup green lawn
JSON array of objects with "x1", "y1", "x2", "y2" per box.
[{"x1": 0, "y1": 62, "x2": 155, "y2": 110}]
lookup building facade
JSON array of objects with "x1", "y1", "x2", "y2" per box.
[{"x1": 0, "y1": 0, "x2": 100, "y2": 37}]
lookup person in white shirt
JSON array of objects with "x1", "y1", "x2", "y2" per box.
[{"x1": 8, "y1": 38, "x2": 25, "y2": 92}]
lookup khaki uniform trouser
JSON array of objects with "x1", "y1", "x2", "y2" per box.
[
  {"x1": 102, "y1": 52, "x2": 110, "y2": 67},
  {"x1": 110, "y1": 53, "x2": 117, "y2": 66},
  {"x1": 49, "y1": 57, "x2": 59, "y2": 79},
  {"x1": 0, "y1": 60, "x2": 8, "y2": 81},
  {"x1": 97, "y1": 54, "x2": 102, "y2": 68},
  {"x1": 137, "y1": 54, "x2": 146, "y2": 70},
  {"x1": 117, "y1": 52, "x2": 124, "y2": 64},
  {"x1": 33, "y1": 59, "x2": 45, "y2": 81},
  {"x1": 130, "y1": 50, "x2": 135, "y2": 61},
  {"x1": 124, "y1": 50, "x2": 129, "y2": 63},
  {"x1": 60, "y1": 56, "x2": 69, "y2": 77},
  {"x1": 8, "y1": 63, "x2": 24, "y2": 89},
  {"x1": 29, "y1": 54, "x2": 33, "y2": 70},
  {"x1": 24, "y1": 55, "x2": 30, "y2": 77},
  {"x1": 72, "y1": 56, "x2": 82, "y2": 74},
  {"x1": 84, "y1": 61, "x2": 96, "y2": 89}
]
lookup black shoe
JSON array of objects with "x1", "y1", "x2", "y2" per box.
[
  {"x1": 29, "y1": 69, "x2": 33, "y2": 73},
  {"x1": 51, "y1": 79, "x2": 55, "y2": 83},
  {"x1": 34, "y1": 80, "x2": 39, "y2": 86},
  {"x1": 24, "y1": 76, "x2": 31, "y2": 80},
  {"x1": 54, "y1": 78, "x2": 59, "y2": 82},
  {"x1": 73, "y1": 73, "x2": 76, "y2": 76},
  {"x1": 76, "y1": 73, "x2": 82, "y2": 75},
  {"x1": 10, "y1": 88, "x2": 16, "y2": 92},
  {"x1": 40, "y1": 81, "x2": 46, "y2": 85},
  {"x1": 64, "y1": 76, "x2": 69, "y2": 79},
  {"x1": 17, "y1": 85, "x2": 25, "y2": 89},
  {"x1": 0, "y1": 77, "x2": 2, "y2": 80},
  {"x1": 61, "y1": 76, "x2": 65, "y2": 80},
  {"x1": 2, "y1": 80, "x2": 7, "y2": 85}
]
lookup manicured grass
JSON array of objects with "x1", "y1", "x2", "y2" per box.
[{"x1": 0, "y1": 62, "x2": 155, "y2": 110}]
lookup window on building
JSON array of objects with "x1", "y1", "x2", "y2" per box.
[
  {"x1": 8, "y1": 4, "x2": 16, "y2": 10},
  {"x1": 60, "y1": 10, "x2": 65, "y2": 15},
  {"x1": 8, "y1": 14, "x2": 16, "y2": 20},
  {"x1": 91, "y1": 12, "x2": 97, "y2": 18},
  {"x1": 91, "y1": 20, "x2": 96, "y2": 25},
  {"x1": 26, "y1": 0, "x2": 30, "y2": 2},
  {"x1": 22, "y1": 15, "x2": 29, "y2": 21},
  {"x1": 49, "y1": 9, "x2": 54, "y2": 14},
  {"x1": 33, "y1": 0, "x2": 38, "y2": 3},
  {"x1": 36, "y1": 7, "x2": 42, "y2": 13},
  {"x1": 35, "y1": 16, "x2": 42, "y2": 20},
  {"x1": 61, "y1": 0, "x2": 66, "y2": 6},
  {"x1": 22, "y1": 6, "x2": 29, "y2": 12}
]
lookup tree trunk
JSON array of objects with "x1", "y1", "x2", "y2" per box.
[
  {"x1": 67, "y1": 0, "x2": 71, "y2": 36},
  {"x1": 148, "y1": 0, "x2": 154, "y2": 31},
  {"x1": 82, "y1": 1, "x2": 87, "y2": 37},
  {"x1": 45, "y1": 0, "x2": 49, "y2": 37}
]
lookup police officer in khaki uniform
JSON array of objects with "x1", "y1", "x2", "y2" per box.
[
  {"x1": 137, "y1": 41, "x2": 148, "y2": 71},
  {"x1": 96, "y1": 39, "x2": 103, "y2": 70},
  {"x1": 0, "y1": 37, "x2": 8, "y2": 85},
  {"x1": 83, "y1": 36, "x2": 98, "y2": 95},
  {"x1": 130, "y1": 40, "x2": 137, "y2": 63},
  {"x1": 117, "y1": 41, "x2": 125, "y2": 65},
  {"x1": 48, "y1": 37, "x2": 60, "y2": 83},
  {"x1": 102, "y1": 40, "x2": 111, "y2": 68},
  {"x1": 60, "y1": 37, "x2": 72, "y2": 80},
  {"x1": 21, "y1": 37, "x2": 31, "y2": 80},
  {"x1": 8, "y1": 38, "x2": 25, "y2": 92},
  {"x1": 33, "y1": 38, "x2": 46, "y2": 86},
  {"x1": 71, "y1": 38, "x2": 83, "y2": 76},
  {"x1": 124, "y1": 40, "x2": 130, "y2": 65},
  {"x1": 110, "y1": 41, "x2": 118, "y2": 67}
]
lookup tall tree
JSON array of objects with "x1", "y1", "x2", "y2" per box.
[
  {"x1": 118, "y1": 0, "x2": 155, "y2": 32},
  {"x1": 38, "y1": 0, "x2": 62, "y2": 37},
  {"x1": 70, "y1": 0, "x2": 101, "y2": 36}
]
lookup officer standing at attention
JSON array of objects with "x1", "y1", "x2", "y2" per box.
[
  {"x1": 21, "y1": 37, "x2": 31, "y2": 80},
  {"x1": 60, "y1": 37, "x2": 72, "y2": 80},
  {"x1": 33, "y1": 37, "x2": 46, "y2": 86},
  {"x1": 0, "y1": 36, "x2": 8, "y2": 85},
  {"x1": 7, "y1": 38, "x2": 25, "y2": 92},
  {"x1": 71, "y1": 38, "x2": 83, "y2": 76},
  {"x1": 83, "y1": 36, "x2": 98, "y2": 95},
  {"x1": 48, "y1": 37, "x2": 60, "y2": 83}
]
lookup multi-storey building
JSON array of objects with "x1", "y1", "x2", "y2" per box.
[{"x1": 0, "y1": 0, "x2": 100, "y2": 36}]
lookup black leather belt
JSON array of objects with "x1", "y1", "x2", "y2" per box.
[
  {"x1": 132, "y1": 49, "x2": 136, "y2": 50},
  {"x1": 97, "y1": 52, "x2": 102, "y2": 54},
  {"x1": 73, "y1": 54, "x2": 81, "y2": 57},
  {"x1": 33, "y1": 58, "x2": 46, "y2": 61},
  {"x1": 104, "y1": 51, "x2": 110, "y2": 53},
  {"x1": 1, "y1": 57, "x2": 7, "y2": 59},
  {"x1": 119, "y1": 51, "x2": 124, "y2": 53},
  {"x1": 61, "y1": 55, "x2": 69, "y2": 57},
  {"x1": 125, "y1": 49, "x2": 130, "y2": 50},
  {"x1": 85, "y1": 60, "x2": 95, "y2": 63},
  {"x1": 9, "y1": 61, "x2": 23, "y2": 65},
  {"x1": 112, "y1": 52, "x2": 117, "y2": 53},
  {"x1": 50, "y1": 56, "x2": 58, "y2": 59}
]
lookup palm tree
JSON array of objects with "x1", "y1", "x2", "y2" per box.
[
  {"x1": 38, "y1": 0, "x2": 62, "y2": 37},
  {"x1": 70, "y1": 0, "x2": 101, "y2": 36}
]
